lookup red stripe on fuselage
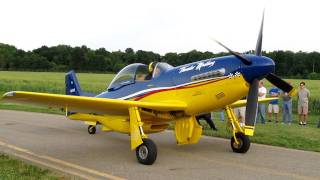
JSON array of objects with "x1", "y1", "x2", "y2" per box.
[{"x1": 134, "y1": 77, "x2": 228, "y2": 101}]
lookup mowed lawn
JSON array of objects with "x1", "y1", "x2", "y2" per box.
[
  {"x1": 0, "y1": 71, "x2": 320, "y2": 152},
  {"x1": 0, "y1": 154, "x2": 65, "y2": 180}
]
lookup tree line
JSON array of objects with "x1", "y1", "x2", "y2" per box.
[{"x1": 0, "y1": 43, "x2": 319, "y2": 79}]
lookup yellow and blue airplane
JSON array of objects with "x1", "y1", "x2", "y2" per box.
[{"x1": 1, "y1": 13, "x2": 295, "y2": 165}]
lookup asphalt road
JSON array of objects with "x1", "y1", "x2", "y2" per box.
[{"x1": 0, "y1": 110, "x2": 319, "y2": 180}]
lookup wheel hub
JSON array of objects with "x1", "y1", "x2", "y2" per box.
[
  {"x1": 139, "y1": 145, "x2": 148, "y2": 160},
  {"x1": 233, "y1": 138, "x2": 243, "y2": 149}
]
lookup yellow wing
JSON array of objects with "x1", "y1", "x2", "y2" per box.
[
  {"x1": 2, "y1": 91, "x2": 187, "y2": 115},
  {"x1": 229, "y1": 97, "x2": 278, "y2": 108}
]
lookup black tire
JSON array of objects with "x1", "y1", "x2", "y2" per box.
[
  {"x1": 88, "y1": 125, "x2": 96, "y2": 135},
  {"x1": 136, "y1": 139, "x2": 157, "y2": 165},
  {"x1": 231, "y1": 133, "x2": 250, "y2": 153}
]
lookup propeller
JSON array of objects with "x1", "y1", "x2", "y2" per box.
[
  {"x1": 265, "y1": 73, "x2": 293, "y2": 93},
  {"x1": 212, "y1": 39, "x2": 252, "y2": 65},
  {"x1": 244, "y1": 10, "x2": 294, "y2": 129},
  {"x1": 213, "y1": 10, "x2": 295, "y2": 132},
  {"x1": 244, "y1": 11, "x2": 265, "y2": 128}
]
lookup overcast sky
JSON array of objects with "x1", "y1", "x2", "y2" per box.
[{"x1": 0, "y1": 0, "x2": 319, "y2": 54}]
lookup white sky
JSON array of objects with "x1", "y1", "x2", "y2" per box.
[{"x1": 0, "y1": 0, "x2": 319, "y2": 54}]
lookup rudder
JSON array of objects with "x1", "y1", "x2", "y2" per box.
[{"x1": 65, "y1": 70, "x2": 82, "y2": 96}]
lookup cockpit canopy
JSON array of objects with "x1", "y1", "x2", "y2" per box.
[{"x1": 108, "y1": 62, "x2": 173, "y2": 91}]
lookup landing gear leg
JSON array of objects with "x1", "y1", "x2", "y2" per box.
[
  {"x1": 88, "y1": 125, "x2": 96, "y2": 134},
  {"x1": 129, "y1": 107, "x2": 158, "y2": 165}
]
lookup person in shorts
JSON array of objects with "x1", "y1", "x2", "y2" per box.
[
  {"x1": 298, "y1": 82, "x2": 310, "y2": 125},
  {"x1": 268, "y1": 86, "x2": 280, "y2": 123}
]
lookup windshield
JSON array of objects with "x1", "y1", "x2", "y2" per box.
[
  {"x1": 107, "y1": 62, "x2": 173, "y2": 91},
  {"x1": 108, "y1": 63, "x2": 147, "y2": 91},
  {"x1": 152, "y1": 62, "x2": 173, "y2": 78}
]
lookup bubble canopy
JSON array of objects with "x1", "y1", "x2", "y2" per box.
[{"x1": 107, "y1": 62, "x2": 173, "y2": 91}]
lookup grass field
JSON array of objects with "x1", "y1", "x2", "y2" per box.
[
  {"x1": 0, "y1": 71, "x2": 320, "y2": 153},
  {"x1": 0, "y1": 154, "x2": 64, "y2": 179},
  {"x1": 0, "y1": 71, "x2": 114, "y2": 94}
]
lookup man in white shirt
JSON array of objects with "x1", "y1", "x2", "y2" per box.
[{"x1": 256, "y1": 81, "x2": 267, "y2": 124}]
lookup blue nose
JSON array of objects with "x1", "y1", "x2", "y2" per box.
[{"x1": 240, "y1": 55, "x2": 275, "y2": 83}]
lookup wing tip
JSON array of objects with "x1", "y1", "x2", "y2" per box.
[
  {"x1": 2, "y1": 91, "x2": 17, "y2": 99},
  {"x1": 4, "y1": 91, "x2": 16, "y2": 96}
]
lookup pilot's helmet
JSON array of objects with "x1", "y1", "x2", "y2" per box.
[{"x1": 148, "y1": 61, "x2": 158, "y2": 73}]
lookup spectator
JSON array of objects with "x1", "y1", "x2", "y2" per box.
[
  {"x1": 281, "y1": 87, "x2": 293, "y2": 125},
  {"x1": 268, "y1": 86, "x2": 280, "y2": 123},
  {"x1": 256, "y1": 81, "x2": 267, "y2": 124},
  {"x1": 234, "y1": 106, "x2": 246, "y2": 127},
  {"x1": 220, "y1": 111, "x2": 225, "y2": 121},
  {"x1": 298, "y1": 82, "x2": 310, "y2": 125},
  {"x1": 196, "y1": 113, "x2": 217, "y2": 131}
]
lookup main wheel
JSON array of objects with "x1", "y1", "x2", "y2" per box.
[
  {"x1": 88, "y1": 125, "x2": 96, "y2": 135},
  {"x1": 231, "y1": 133, "x2": 250, "y2": 153},
  {"x1": 136, "y1": 139, "x2": 157, "y2": 165}
]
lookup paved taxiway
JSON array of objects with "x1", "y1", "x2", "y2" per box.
[{"x1": 0, "y1": 110, "x2": 319, "y2": 180}]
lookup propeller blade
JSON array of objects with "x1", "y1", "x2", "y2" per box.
[
  {"x1": 245, "y1": 79, "x2": 259, "y2": 128},
  {"x1": 211, "y1": 39, "x2": 252, "y2": 65},
  {"x1": 266, "y1": 73, "x2": 293, "y2": 93},
  {"x1": 255, "y1": 10, "x2": 264, "y2": 56}
]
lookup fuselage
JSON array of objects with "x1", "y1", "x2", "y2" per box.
[{"x1": 95, "y1": 54, "x2": 275, "y2": 115}]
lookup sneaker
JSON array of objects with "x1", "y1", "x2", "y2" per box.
[
  {"x1": 303, "y1": 122, "x2": 307, "y2": 125},
  {"x1": 299, "y1": 122, "x2": 303, "y2": 125}
]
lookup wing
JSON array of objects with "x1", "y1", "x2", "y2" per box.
[
  {"x1": 2, "y1": 91, "x2": 187, "y2": 115},
  {"x1": 229, "y1": 97, "x2": 278, "y2": 108}
]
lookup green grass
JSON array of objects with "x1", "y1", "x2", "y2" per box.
[
  {"x1": 0, "y1": 71, "x2": 320, "y2": 152},
  {"x1": 202, "y1": 112, "x2": 320, "y2": 152},
  {"x1": 0, "y1": 71, "x2": 114, "y2": 114},
  {"x1": 0, "y1": 154, "x2": 64, "y2": 179},
  {"x1": 0, "y1": 103, "x2": 64, "y2": 115},
  {"x1": 0, "y1": 71, "x2": 114, "y2": 94}
]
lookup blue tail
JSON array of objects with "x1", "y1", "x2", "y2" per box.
[{"x1": 65, "y1": 70, "x2": 95, "y2": 97}]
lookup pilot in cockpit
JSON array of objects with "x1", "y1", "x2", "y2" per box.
[{"x1": 145, "y1": 61, "x2": 159, "y2": 80}]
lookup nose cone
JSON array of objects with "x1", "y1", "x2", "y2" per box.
[{"x1": 241, "y1": 55, "x2": 275, "y2": 83}]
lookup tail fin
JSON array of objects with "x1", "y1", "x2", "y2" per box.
[
  {"x1": 65, "y1": 70, "x2": 95, "y2": 97},
  {"x1": 65, "y1": 70, "x2": 82, "y2": 96}
]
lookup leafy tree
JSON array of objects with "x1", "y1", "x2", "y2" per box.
[{"x1": 0, "y1": 42, "x2": 319, "y2": 79}]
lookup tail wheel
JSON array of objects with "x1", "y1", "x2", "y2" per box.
[
  {"x1": 88, "y1": 125, "x2": 96, "y2": 135},
  {"x1": 136, "y1": 139, "x2": 157, "y2": 165},
  {"x1": 231, "y1": 133, "x2": 250, "y2": 153}
]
